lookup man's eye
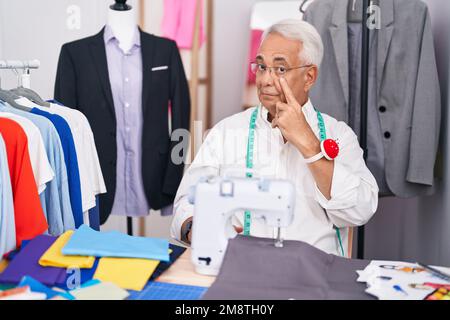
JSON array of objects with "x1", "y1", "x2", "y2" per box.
[
  {"x1": 277, "y1": 66, "x2": 287, "y2": 74},
  {"x1": 258, "y1": 64, "x2": 267, "y2": 71}
]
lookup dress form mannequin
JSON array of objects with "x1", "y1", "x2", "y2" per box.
[{"x1": 107, "y1": 0, "x2": 138, "y2": 53}]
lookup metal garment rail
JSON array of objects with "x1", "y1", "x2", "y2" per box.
[
  {"x1": 357, "y1": 0, "x2": 371, "y2": 260},
  {"x1": 0, "y1": 60, "x2": 40, "y2": 89}
]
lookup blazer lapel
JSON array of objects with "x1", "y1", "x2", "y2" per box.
[
  {"x1": 89, "y1": 28, "x2": 116, "y2": 119},
  {"x1": 377, "y1": 0, "x2": 394, "y2": 97},
  {"x1": 140, "y1": 29, "x2": 155, "y2": 117},
  {"x1": 329, "y1": 0, "x2": 350, "y2": 108}
]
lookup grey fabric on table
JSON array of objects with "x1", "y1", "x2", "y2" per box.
[{"x1": 203, "y1": 236, "x2": 374, "y2": 300}]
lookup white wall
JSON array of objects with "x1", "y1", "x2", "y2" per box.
[{"x1": 0, "y1": 0, "x2": 140, "y2": 97}]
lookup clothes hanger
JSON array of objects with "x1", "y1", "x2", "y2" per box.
[
  {"x1": 347, "y1": 0, "x2": 363, "y2": 23},
  {"x1": 10, "y1": 87, "x2": 51, "y2": 108},
  {"x1": 0, "y1": 69, "x2": 32, "y2": 111},
  {"x1": 10, "y1": 67, "x2": 50, "y2": 107},
  {"x1": 0, "y1": 89, "x2": 32, "y2": 112},
  {"x1": 299, "y1": 0, "x2": 309, "y2": 14}
]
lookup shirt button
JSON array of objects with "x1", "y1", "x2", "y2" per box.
[
  {"x1": 125, "y1": 103, "x2": 130, "y2": 108},
  {"x1": 125, "y1": 78, "x2": 129, "y2": 83},
  {"x1": 125, "y1": 127, "x2": 131, "y2": 132},
  {"x1": 379, "y1": 106, "x2": 387, "y2": 113},
  {"x1": 384, "y1": 131, "x2": 391, "y2": 139}
]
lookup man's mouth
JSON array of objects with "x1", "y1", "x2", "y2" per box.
[{"x1": 261, "y1": 92, "x2": 279, "y2": 97}]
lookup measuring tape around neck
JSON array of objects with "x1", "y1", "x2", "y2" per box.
[{"x1": 244, "y1": 105, "x2": 345, "y2": 256}]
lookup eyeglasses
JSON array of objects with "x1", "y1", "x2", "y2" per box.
[{"x1": 250, "y1": 62, "x2": 312, "y2": 77}]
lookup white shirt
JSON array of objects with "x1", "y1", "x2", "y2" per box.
[
  {"x1": 170, "y1": 100, "x2": 379, "y2": 256},
  {"x1": 0, "y1": 112, "x2": 54, "y2": 194},
  {"x1": 45, "y1": 103, "x2": 107, "y2": 212}
]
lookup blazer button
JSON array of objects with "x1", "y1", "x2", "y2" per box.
[
  {"x1": 379, "y1": 106, "x2": 386, "y2": 113},
  {"x1": 384, "y1": 131, "x2": 391, "y2": 139}
]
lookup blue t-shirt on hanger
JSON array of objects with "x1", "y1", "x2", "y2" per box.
[{"x1": 31, "y1": 108, "x2": 83, "y2": 228}]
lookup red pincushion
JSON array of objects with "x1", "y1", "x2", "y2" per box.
[{"x1": 321, "y1": 139, "x2": 339, "y2": 160}]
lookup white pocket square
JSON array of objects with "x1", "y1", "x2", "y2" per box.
[{"x1": 151, "y1": 66, "x2": 169, "y2": 71}]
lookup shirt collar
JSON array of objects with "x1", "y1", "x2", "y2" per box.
[{"x1": 104, "y1": 25, "x2": 141, "y2": 49}]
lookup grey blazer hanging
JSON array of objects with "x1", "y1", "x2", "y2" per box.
[{"x1": 304, "y1": 0, "x2": 441, "y2": 198}]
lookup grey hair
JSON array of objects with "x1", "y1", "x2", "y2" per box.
[{"x1": 261, "y1": 19, "x2": 324, "y2": 68}]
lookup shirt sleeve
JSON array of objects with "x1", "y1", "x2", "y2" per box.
[
  {"x1": 170, "y1": 125, "x2": 223, "y2": 242},
  {"x1": 314, "y1": 121, "x2": 379, "y2": 228}
]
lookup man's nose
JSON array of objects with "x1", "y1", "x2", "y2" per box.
[{"x1": 259, "y1": 69, "x2": 276, "y2": 86}]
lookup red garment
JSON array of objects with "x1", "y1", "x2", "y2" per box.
[{"x1": 0, "y1": 118, "x2": 47, "y2": 247}]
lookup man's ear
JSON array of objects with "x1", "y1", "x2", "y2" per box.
[{"x1": 304, "y1": 65, "x2": 318, "y2": 93}]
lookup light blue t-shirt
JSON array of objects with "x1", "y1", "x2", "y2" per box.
[
  {"x1": 0, "y1": 133, "x2": 16, "y2": 257},
  {"x1": 0, "y1": 102, "x2": 75, "y2": 235}
]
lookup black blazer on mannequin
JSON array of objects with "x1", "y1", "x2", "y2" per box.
[{"x1": 54, "y1": 28, "x2": 191, "y2": 225}]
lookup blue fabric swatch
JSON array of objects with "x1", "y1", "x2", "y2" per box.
[
  {"x1": 55, "y1": 258, "x2": 100, "y2": 290},
  {"x1": 62, "y1": 225, "x2": 170, "y2": 262},
  {"x1": 18, "y1": 276, "x2": 75, "y2": 300}
]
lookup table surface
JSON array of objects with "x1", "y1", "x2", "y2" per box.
[{"x1": 156, "y1": 248, "x2": 216, "y2": 288}]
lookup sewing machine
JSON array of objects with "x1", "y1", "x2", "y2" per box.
[{"x1": 188, "y1": 175, "x2": 295, "y2": 276}]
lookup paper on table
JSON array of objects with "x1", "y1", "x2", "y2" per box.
[
  {"x1": 357, "y1": 260, "x2": 450, "y2": 284},
  {"x1": 357, "y1": 260, "x2": 450, "y2": 300},
  {"x1": 93, "y1": 258, "x2": 160, "y2": 291},
  {"x1": 70, "y1": 281, "x2": 129, "y2": 300},
  {"x1": 39, "y1": 230, "x2": 95, "y2": 269}
]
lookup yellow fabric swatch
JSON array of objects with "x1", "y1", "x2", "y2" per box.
[
  {"x1": 39, "y1": 231, "x2": 95, "y2": 269},
  {"x1": 93, "y1": 257, "x2": 160, "y2": 291},
  {"x1": 0, "y1": 259, "x2": 9, "y2": 274}
]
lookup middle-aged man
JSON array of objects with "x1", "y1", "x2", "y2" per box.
[{"x1": 170, "y1": 19, "x2": 379, "y2": 257}]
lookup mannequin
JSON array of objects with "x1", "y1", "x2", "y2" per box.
[
  {"x1": 55, "y1": 0, "x2": 191, "y2": 233},
  {"x1": 107, "y1": 0, "x2": 138, "y2": 53}
]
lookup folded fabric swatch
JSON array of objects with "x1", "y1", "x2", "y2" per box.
[
  {"x1": 55, "y1": 258, "x2": 99, "y2": 291},
  {"x1": 150, "y1": 244, "x2": 186, "y2": 281},
  {"x1": 0, "y1": 284, "x2": 15, "y2": 291},
  {"x1": 62, "y1": 225, "x2": 170, "y2": 262},
  {"x1": 70, "y1": 281, "x2": 130, "y2": 300},
  {"x1": 39, "y1": 231, "x2": 95, "y2": 269},
  {"x1": 0, "y1": 287, "x2": 46, "y2": 300},
  {"x1": 0, "y1": 235, "x2": 66, "y2": 286},
  {"x1": 0, "y1": 259, "x2": 8, "y2": 274},
  {"x1": 3, "y1": 239, "x2": 31, "y2": 261},
  {"x1": 18, "y1": 276, "x2": 75, "y2": 300},
  {"x1": 94, "y1": 257, "x2": 160, "y2": 291}
]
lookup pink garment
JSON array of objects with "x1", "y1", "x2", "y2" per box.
[
  {"x1": 161, "y1": 0, "x2": 206, "y2": 50},
  {"x1": 247, "y1": 29, "x2": 264, "y2": 84}
]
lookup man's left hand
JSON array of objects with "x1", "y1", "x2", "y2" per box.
[{"x1": 272, "y1": 78, "x2": 320, "y2": 157}]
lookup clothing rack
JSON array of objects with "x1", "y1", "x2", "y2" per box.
[
  {"x1": 357, "y1": 0, "x2": 370, "y2": 260},
  {"x1": 0, "y1": 60, "x2": 40, "y2": 89}
]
